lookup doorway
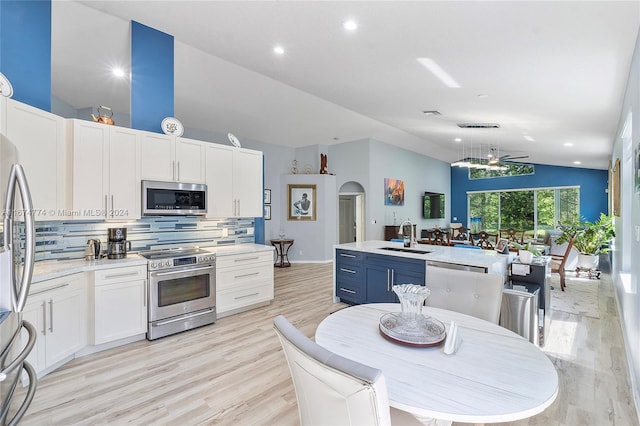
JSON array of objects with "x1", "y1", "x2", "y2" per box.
[{"x1": 339, "y1": 182, "x2": 365, "y2": 244}]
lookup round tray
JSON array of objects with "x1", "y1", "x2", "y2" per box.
[{"x1": 379, "y1": 313, "x2": 446, "y2": 348}]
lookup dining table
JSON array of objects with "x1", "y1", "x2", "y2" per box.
[{"x1": 315, "y1": 303, "x2": 558, "y2": 424}]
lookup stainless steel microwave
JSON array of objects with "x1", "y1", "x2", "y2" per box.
[{"x1": 142, "y1": 180, "x2": 207, "y2": 216}]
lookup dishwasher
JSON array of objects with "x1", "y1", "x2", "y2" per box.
[{"x1": 500, "y1": 283, "x2": 540, "y2": 346}]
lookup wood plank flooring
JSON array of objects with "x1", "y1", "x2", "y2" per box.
[{"x1": 20, "y1": 263, "x2": 638, "y2": 425}]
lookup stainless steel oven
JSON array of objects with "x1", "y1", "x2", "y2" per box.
[{"x1": 140, "y1": 248, "x2": 216, "y2": 340}]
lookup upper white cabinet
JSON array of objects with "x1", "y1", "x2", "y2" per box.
[
  {"x1": 2, "y1": 98, "x2": 69, "y2": 219},
  {"x1": 206, "y1": 144, "x2": 263, "y2": 218},
  {"x1": 69, "y1": 120, "x2": 140, "y2": 220},
  {"x1": 140, "y1": 133, "x2": 205, "y2": 183}
]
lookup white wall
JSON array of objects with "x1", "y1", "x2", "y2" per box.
[{"x1": 611, "y1": 28, "x2": 640, "y2": 418}]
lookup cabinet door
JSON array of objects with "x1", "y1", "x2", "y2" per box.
[
  {"x1": 94, "y1": 279, "x2": 147, "y2": 344},
  {"x1": 108, "y1": 127, "x2": 140, "y2": 219},
  {"x1": 71, "y1": 120, "x2": 109, "y2": 218},
  {"x1": 45, "y1": 287, "x2": 84, "y2": 367},
  {"x1": 175, "y1": 138, "x2": 205, "y2": 183},
  {"x1": 233, "y1": 149, "x2": 263, "y2": 217},
  {"x1": 140, "y1": 131, "x2": 174, "y2": 181},
  {"x1": 22, "y1": 297, "x2": 47, "y2": 374},
  {"x1": 5, "y1": 99, "x2": 68, "y2": 218},
  {"x1": 365, "y1": 264, "x2": 394, "y2": 303},
  {"x1": 205, "y1": 144, "x2": 235, "y2": 218}
]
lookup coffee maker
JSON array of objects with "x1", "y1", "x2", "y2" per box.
[{"x1": 107, "y1": 227, "x2": 131, "y2": 259}]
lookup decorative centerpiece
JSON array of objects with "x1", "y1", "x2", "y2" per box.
[{"x1": 379, "y1": 284, "x2": 446, "y2": 347}]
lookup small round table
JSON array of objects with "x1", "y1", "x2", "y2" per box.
[{"x1": 270, "y1": 239, "x2": 294, "y2": 267}]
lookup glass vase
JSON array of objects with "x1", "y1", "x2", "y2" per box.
[{"x1": 392, "y1": 284, "x2": 431, "y2": 329}]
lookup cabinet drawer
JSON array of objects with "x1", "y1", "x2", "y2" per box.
[
  {"x1": 95, "y1": 265, "x2": 147, "y2": 285},
  {"x1": 336, "y1": 263, "x2": 364, "y2": 282},
  {"x1": 29, "y1": 273, "x2": 83, "y2": 295},
  {"x1": 336, "y1": 281, "x2": 364, "y2": 304},
  {"x1": 216, "y1": 251, "x2": 273, "y2": 269},
  {"x1": 216, "y1": 263, "x2": 273, "y2": 291},
  {"x1": 336, "y1": 249, "x2": 364, "y2": 265},
  {"x1": 217, "y1": 283, "x2": 274, "y2": 313}
]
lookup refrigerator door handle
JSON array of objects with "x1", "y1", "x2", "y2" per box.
[
  {"x1": 6, "y1": 361, "x2": 37, "y2": 426},
  {"x1": 3, "y1": 165, "x2": 36, "y2": 313},
  {"x1": 0, "y1": 320, "x2": 37, "y2": 382}
]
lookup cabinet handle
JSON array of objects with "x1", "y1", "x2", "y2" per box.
[
  {"x1": 30, "y1": 283, "x2": 69, "y2": 296},
  {"x1": 104, "y1": 195, "x2": 108, "y2": 218},
  {"x1": 177, "y1": 162, "x2": 180, "y2": 181},
  {"x1": 41, "y1": 301, "x2": 46, "y2": 336},
  {"x1": 339, "y1": 288, "x2": 356, "y2": 294},
  {"x1": 234, "y1": 257, "x2": 259, "y2": 262},
  {"x1": 340, "y1": 268, "x2": 356, "y2": 274},
  {"x1": 387, "y1": 269, "x2": 390, "y2": 291},
  {"x1": 103, "y1": 272, "x2": 140, "y2": 280},
  {"x1": 111, "y1": 195, "x2": 114, "y2": 217},
  {"x1": 172, "y1": 161, "x2": 176, "y2": 181},
  {"x1": 391, "y1": 269, "x2": 395, "y2": 289},
  {"x1": 234, "y1": 272, "x2": 260, "y2": 279},
  {"x1": 234, "y1": 292, "x2": 259, "y2": 300},
  {"x1": 48, "y1": 299, "x2": 54, "y2": 333},
  {"x1": 339, "y1": 253, "x2": 356, "y2": 258},
  {"x1": 237, "y1": 199, "x2": 240, "y2": 215}
]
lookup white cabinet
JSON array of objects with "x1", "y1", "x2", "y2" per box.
[
  {"x1": 216, "y1": 250, "x2": 274, "y2": 317},
  {"x1": 2, "y1": 98, "x2": 69, "y2": 219},
  {"x1": 92, "y1": 265, "x2": 147, "y2": 345},
  {"x1": 140, "y1": 133, "x2": 205, "y2": 183},
  {"x1": 70, "y1": 119, "x2": 140, "y2": 220},
  {"x1": 206, "y1": 144, "x2": 263, "y2": 218},
  {"x1": 22, "y1": 274, "x2": 87, "y2": 375}
]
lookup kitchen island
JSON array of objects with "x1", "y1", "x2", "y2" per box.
[{"x1": 333, "y1": 240, "x2": 513, "y2": 304}]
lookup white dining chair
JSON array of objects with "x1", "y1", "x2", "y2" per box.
[
  {"x1": 273, "y1": 315, "x2": 430, "y2": 426},
  {"x1": 425, "y1": 267, "x2": 504, "y2": 323}
]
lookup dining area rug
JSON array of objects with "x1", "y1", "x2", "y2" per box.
[{"x1": 549, "y1": 273, "x2": 601, "y2": 318}]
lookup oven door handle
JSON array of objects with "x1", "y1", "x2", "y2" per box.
[{"x1": 151, "y1": 265, "x2": 214, "y2": 277}]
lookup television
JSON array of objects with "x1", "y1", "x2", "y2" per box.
[{"x1": 423, "y1": 192, "x2": 445, "y2": 219}]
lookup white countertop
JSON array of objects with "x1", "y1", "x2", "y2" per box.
[
  {"x1": 31, "y1": 243, "x2": 274, "y2": 283},
  {"x1": 335, "y1": 240, "x2": 513, "y2": 275}
]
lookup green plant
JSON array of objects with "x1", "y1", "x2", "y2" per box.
[
  {"x1": 556, "y1": 213, "x2": 615, "y2": 255},
  {"x1": 509, "y1": 241, "x2": 543, "y2": 257}
]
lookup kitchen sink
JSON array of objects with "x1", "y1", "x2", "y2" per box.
[{"x1": 379, "y1": 247, "x2": 432, "y2": 255}]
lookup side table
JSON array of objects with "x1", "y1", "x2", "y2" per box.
[{"x1": 270, "y1": 239, "x2": 294, "y2": 267}]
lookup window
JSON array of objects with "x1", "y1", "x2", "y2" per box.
[
  {"x1": 468, "y1": 186, "x2": 579, "y2": 238},
  {"x1": 469, "y1": 163, "x2": 535, "y2": 179}
]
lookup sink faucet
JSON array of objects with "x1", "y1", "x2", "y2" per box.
[{"x1": 398, "y1": 219, "x2": 415, "y2": 248}]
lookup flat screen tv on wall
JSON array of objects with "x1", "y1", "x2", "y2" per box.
[{"x1": 423, "y1": 192, "x2": 445, "y2": 219}]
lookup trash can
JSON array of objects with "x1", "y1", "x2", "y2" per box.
[{"x1": 500, "y1": 283, "x2": 540, "y2": 346}]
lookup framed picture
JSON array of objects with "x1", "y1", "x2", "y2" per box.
[
  {"x1": 264, "y1": 204, "x2": 271, "y2": 220},
  {"x1": 495, "y1": 238, "x2": 509, "y2": 254},
  {"x1": 384, "y1": 178, "x2": 405, "y2": 206},
  {"x1": 264, "y1": 189, "x2": 272, "y2": 204},
  {"x1": 288, "y1": 184, "x2": 316, "y2": 221}
]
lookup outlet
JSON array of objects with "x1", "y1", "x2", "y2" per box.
[
  {"x1": 453, "y1": 216, "x2": 458, "y2": 221},
  {"x1": 635, "y1": 225, "x2": 640, "y2": 242},
  {"x1": 299, "y1": 250, "x2": 303, "y2": 255},
  {"x1": 247, "y1": 227, "x2": 255, "y2": 235},
  {"x1": 221, "y1": 228, "x2": 229, "y2": 237}
]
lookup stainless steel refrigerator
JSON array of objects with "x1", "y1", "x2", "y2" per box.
[{"x1": 0, "y1": 134, "x2": 37, "y2": 425}]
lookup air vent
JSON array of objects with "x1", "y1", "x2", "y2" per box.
[
  {"x1": 457, "y1": 123, "x2": 500, "y2": 129},
  {"x1": 422, "y1": 110, "x2": 441, "y2": 116}
]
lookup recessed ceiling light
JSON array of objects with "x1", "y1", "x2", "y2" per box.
[
  {"x1": 343, "y1": 20, "x2": 358, "y2": 31},
  {"x1": 416, "y1": 58, "x2": 461, "y2": 88},
  {"x1": 112, "y1": 67, "x2": 125, "y2": 78},
  {"x1": 573, "y1": 161, "x2": 582, "y2": 165},
  {"x1": 454, "y1": 138, "x2": 462, "y2": 142},
  {"x1": 523, "y1": 135, "x2": 535, "y2": 142},
  {"x1": 273, "y1": 45, "x2": 285, "y2": 55},
  {"x1": 564, "y1": 142, "x2": 574, "y2": 147}
]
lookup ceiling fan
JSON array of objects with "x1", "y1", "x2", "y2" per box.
[{"x1": 487, "y1": 147, "x2": 529, "y2": 165}]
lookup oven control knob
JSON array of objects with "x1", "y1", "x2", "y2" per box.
[{"x1": 151, "y1": 262, "x2": 157, "y2": 268}]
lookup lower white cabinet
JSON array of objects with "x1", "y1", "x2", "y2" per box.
[
  {"x1": 216, "y1": 251, "x2": 274, "y2": 317},
  {"x1": 92, "y1": 265, "x2": 147, "y2": 345},
  {"x1": 23, "y1": 273, "x2": 87, "y2": 376}
]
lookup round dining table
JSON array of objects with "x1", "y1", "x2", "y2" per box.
[{"x1": 315, "y1": 303, "x2": 558, "y2": 424}]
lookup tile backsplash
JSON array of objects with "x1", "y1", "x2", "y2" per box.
[{"x1": 26, "y1": 216, "x2": 255, "y2": 261}]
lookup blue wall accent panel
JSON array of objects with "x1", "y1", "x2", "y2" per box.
[
  {"x1": 451, "y1": 164, "x2": 608, "y2": 225},
  {"x1": 0, "y1": 0, "x2": 51, "y2": 111},
  {"x1": 131, "y1": 21, "x2": 174, "y2": 133}
]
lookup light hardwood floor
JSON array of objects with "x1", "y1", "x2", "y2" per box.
[{"x1": 20, "y1": 262, "x2": 638, "y2": 425}]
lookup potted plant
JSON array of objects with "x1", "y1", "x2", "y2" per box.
[
  {"x1": 510, "y1": 241, "x2": 543, "y2": 264},
  {"x1": 556, "y1": 213, "x2": 615, "y2": 270}
]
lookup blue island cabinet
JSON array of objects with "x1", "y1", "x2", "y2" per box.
[
  {"x1": 335, "y1": 249, "x2": 366, "y2": 304},
  {"x1": 364, "y1": 253, "x2": 426, "y2": 303}
]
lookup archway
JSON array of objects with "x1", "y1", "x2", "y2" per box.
[{"x1": 339, "y1": 181, "x2": 365, "y2": 243}]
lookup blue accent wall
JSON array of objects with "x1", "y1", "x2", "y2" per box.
[
  {"x1": 254, "y1": 155, "x2": 266, "y2": 244},
  {"x1": 451, "y1": 163, "x2": 608, "y2": 224},
  {"x1": 0, "y1": 0, "x2": 51, "y2": 111},
  {"x1": 131, "y1": 21, "x2": 174, "y2": 133}
]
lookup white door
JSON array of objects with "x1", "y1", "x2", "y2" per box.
[{"x1": 233, "y1": 149, "x2": 263, "y2": 217}]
